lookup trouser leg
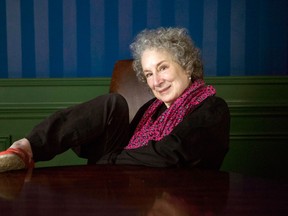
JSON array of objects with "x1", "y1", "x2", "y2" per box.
[{"x1": 26, "y1": 93, "x2": 130, "y2": 162}]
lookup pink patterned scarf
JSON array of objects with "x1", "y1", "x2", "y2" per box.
[{"x1": 125, "y1": 79, "x2": 216, "y2": 149}]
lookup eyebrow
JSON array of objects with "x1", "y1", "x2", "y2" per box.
[{"x1": 143, "y1": 60, "x2": 167, "y2": 73}]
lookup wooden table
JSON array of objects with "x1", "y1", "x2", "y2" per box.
[{"x1": 0, "y1": 165, "x2": 287, "y2": 215}]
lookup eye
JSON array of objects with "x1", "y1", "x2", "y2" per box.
[
  {"x1": 159, "y1": 65, "x2": 168, "y2": 71},
  {"x1": 144, "y1": 72, "x2": 152, "y2": 78}
]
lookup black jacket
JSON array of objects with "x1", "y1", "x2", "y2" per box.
[{"x1": 111, "y1": 96, "x2": 230, "y2": 170}]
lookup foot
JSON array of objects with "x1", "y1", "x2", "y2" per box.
[{"x1": 0, "y1": 138, "x2": 33, "y2": 173}]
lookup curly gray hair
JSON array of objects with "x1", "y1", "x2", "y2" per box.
[{"x1": 130, "y1": 27, "x2": 203, "y2": 83}]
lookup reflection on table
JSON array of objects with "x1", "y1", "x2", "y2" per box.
[{"x1": 0, "y1": 165, "x2": 287, "y2": 216}]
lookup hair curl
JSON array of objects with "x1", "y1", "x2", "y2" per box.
[{"x1": 130, "y1": 27, "x2": 203, "y2": 83}]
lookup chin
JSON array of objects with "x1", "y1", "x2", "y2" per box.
[{"x1": 156, "y1": 94, "x2": 174, "y2": 105}]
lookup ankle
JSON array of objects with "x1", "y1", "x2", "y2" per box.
[{"x1": 10, "y1": 138, "x2": 33, "y2": 160}]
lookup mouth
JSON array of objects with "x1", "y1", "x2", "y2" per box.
[{"x1": 157, "y1": 86, "x2": 170, "y2": 94}]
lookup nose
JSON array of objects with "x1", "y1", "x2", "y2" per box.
[{"x1": 152, "y1": 73, "x2": 163, "y2": 87}]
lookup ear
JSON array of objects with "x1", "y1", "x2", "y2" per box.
[{"x1": 186, "y1": 70, "x2": 192, "y2": 80}]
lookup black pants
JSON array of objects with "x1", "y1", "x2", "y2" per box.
[{"x1": 26, "y1": 93, "x2": 130, "y2": 164}]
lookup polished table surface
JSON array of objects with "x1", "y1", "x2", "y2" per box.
[{"x1": 0, "y1": 165, "x2": 287, "y2": 216}]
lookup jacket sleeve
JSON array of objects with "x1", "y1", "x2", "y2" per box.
[{"x1": 115, "y1": 96, "x2": 230, "y2": 170}]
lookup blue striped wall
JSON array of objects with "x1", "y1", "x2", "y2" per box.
[{"x1": 0, "y1": 0, "x2": 287, "y2": 78}]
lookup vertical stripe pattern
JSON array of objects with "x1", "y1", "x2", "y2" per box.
[
  {"x1": 0, "y1": 0, "x2": 287, "y2": 78},
  {"x1": 0, "y1": 0, "x2": 8, "y2": 77},
  {"x1": 230, "y1": 0, "x2": 246, "y2": 76},
  {"x1": 63, "y1": 0, "x2": 77, "y2": 77},
  {"x1": 6, "y1": 0, "x2": 22, "y2": 78},
  {"x1": 202, "y1": 0, "x2": 218, "y2": 76},
  {"x1": 48, "y1": 0, "x2": 63, "y2": 77},
  {"x1": 34, "y1": 0, "x2": 49, "y2": 77}
]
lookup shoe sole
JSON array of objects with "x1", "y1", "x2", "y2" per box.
[{"x1": 0, "y1": 154, "x2": 25, "y2": 173}]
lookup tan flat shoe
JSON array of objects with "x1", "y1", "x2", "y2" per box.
[{"x1": 0, "y1": 148, "x2": 34, "y2": 173}]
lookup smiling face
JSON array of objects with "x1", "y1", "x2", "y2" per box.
[{"x1": 141, "y1": 49, "x2": 191, "y2": 107}]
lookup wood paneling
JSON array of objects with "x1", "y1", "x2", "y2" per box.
[{"x1": 0, "y1": 76, "x2": 287, "y2": 178}]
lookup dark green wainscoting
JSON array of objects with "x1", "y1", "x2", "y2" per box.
[{"x1": 0, "y1": 76, "x2": 288, "y2": 179}]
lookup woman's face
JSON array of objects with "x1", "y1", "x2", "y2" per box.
[{"x1": 141, "y1": 49, "x2": 191, "y2": 107}]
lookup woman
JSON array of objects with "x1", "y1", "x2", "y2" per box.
[{"x1": 0, "y1": 27, "x2": 230, "y2": 173}]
